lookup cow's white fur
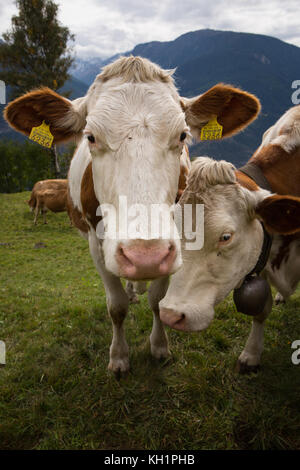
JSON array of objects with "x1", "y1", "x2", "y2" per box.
[
  {"x1": 256, "y1": 104, "x2": 300, "y2": 153},
  {"x1": 160, "y1": 157, "x2": 270, "y2": 330}
]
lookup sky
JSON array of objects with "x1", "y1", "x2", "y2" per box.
[{"x1": 1, "y1": 0, "x2": 300, "y2": 59}]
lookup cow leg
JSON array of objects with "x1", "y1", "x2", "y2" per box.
[
  {"x1": 88, "y1": 232, "x2": 129, "y2": 374},
  {"x1": 148, "y1": 277, "x2": 170, "y2": 359},
  {"x1": 42, "y1": 208, "x2": 47, "y2": 224},
  {"x1": 34, "y1": 201, "x2": 40, "y2": 225},
  {"x1": 275, "y1": 292, "x2": 286, "y2": 305},
  {"x1": 237, "y1": 286, "x2": 273, "y2": 373}
]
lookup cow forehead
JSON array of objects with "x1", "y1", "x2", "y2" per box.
[{"x1": 85, "y1": 82, "x2": 186, "y2": 147}]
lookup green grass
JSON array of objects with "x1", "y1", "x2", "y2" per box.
[{"x1": 0, "y1": 191, "x2": 300, "y2": 450}]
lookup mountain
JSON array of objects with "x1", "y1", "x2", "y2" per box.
[
  {"x1": 70, "y1": 57, "x2": 105, "y2": 86},
  {"x1": 107, "y1": 29, "x2": 300, "y2": 165},
  {"x1": 2, "y1": 29, "x2": 300, "y2": 166}
]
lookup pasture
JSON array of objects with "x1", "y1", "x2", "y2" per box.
[{"x1": 0, "y1": 191, "x2": 299, "y2": 450}]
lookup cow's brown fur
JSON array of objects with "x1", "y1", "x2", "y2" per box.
[
  {"x1": 28, "y1": 179, "x2": 68, "y2": 210},
  {"x1": 271, "y1": 233, "x2": 300, "y2": 271},
  {"x1": 184, "y1": 84, "x2": 261, "y2": 138},
  {"x1": 66, "y1": 188, "x2": 89, "y2": 233},
  {"x1": 235, "y1": 170, "x2": 259, "y2": 191},
  {"x1": 256, "y1": 194, "x2": 300, "y2": 235},
  {"x1": 33, "y1": 187, "x2": 69, "y2": 224},
  {"x1": 250, "y1": 144, "x2": 300, "y2": 196},
  {"x1": 4, "y1": 87, "x2": 78, "y2": 143},
  {"x1": 80, "y1": 162, "x2": 102, "y2": 230}
]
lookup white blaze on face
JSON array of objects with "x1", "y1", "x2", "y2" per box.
[
  {"x1": 160, "y1": 157, "x2": 270, "y2": 331},
  {"x1": 84, "y1": 80, "x2": 187, "y2": 279}
]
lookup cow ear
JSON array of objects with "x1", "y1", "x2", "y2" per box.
[
  {"x1": 4, "y1": 87, "x2": 87, "y2": 143},
  {"x1": 256, "y1": 195, "x2": 300, "y2": 235},
  {"x1": 182, "y1": 84, "x2": 261, "y2": 140}
]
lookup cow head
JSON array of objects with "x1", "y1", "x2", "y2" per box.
[
  {"x1": 4, "y1": 56, "x2": 261, "y2": 280},
  {"x1": 159, "y1": 157, "x2": 300, "y2": 330}
]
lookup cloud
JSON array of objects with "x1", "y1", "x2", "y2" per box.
[{"x1": 1, "y1": 0, "x2": 300, "y2": 59}]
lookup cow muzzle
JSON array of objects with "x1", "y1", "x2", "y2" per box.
[
  {"x1": 159, "y1": 305, "x2": 215, "y2": 332},
  {"x1": 116, "y1": 240, "x2": 178, "y2": 280}
]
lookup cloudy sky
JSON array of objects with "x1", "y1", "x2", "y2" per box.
[{"x1": 1, "y1": 0, "x2": 300, "y2": 59}]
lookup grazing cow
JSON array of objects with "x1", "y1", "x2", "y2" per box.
[
  {"x1": 4, "y1": 56, "x2": 260, "y2": 374},
  {"x1": 33, "y1": 188, "x2": 69, "y2": 225},
  {"x1": 160, "y1": 104, "x2": 300, "y2": 373},
  {"x1": 28, "y1": 179, "x2": 69, "y2": 224}
]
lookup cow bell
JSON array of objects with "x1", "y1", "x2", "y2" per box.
[{"x1": 233, "y1": 276, "x2": 271, "y2": 316}]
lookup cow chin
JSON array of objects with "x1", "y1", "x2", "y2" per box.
[{"x1": 159, "y1": 303, "x2": 215, "y2": 332}]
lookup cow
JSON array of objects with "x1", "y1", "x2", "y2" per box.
[
  {"x1": 33, "y1": 187, "x2": 69, "y2": 225},
  {"x1": 4, "y1": 56, "x2": 260, "y2": 374},
  {"x1": 159, "y1": 104, "x2": 300, "y2": 373},
  {"x1": 28, "y1": 179, "x2": 69, "y2": 224}
]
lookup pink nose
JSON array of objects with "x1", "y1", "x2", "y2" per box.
[
  {"x1": 116, "y1": 240, "x2": 176, "y2": 280},
  {"x1": 159, "y1": 307, "x2": 187, "y2": 331}
]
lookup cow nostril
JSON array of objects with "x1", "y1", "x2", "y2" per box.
[
  {"x1": 174, "y1": 313, "x2": 185, "y2": 325},
  {"x1": 118, "y1": 246, "x2": 133, "y2": 266}
]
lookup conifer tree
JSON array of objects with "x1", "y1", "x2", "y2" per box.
[{"x1": 0, "y1": 0, "x2": 75, "y2": 176}]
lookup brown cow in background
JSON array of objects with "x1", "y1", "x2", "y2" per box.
[{"x1": 28, "y1": 179, "x2": 70, "y2": 224}]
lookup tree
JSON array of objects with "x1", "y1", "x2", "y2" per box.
[{"x1": 0, "y1": 0, "x2": 75, "y2": 177}]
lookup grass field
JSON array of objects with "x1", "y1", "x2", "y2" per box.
[{"x1": 0, "y1": 191, "x2": 299, "y2": 450}]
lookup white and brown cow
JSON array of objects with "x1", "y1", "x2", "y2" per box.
[
  {"x1": 160, "y1": 104, "x2": 300, "y2": 372},
  {"x1": 4, "y1": 56, "x2": 260, "y2": 374}
]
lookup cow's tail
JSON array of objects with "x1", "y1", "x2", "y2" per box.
[{"x1": 28, "y1": 193, "x2": 36, "y2": 211}]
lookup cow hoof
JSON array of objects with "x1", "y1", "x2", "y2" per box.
[
  {"x1": 151, "y1": 344, "x2": 170, "y2": 360},
  {"x1": 108, "y1": 358, "x2": 130, "y2": 378},
  {"x1": 275, "y1": 293, "x2": 286, "y2": 305},
  {"x1": 236, "y1": 359, "x2": 260, "y2": 374}
]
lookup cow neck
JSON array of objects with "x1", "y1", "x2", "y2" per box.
[
  {"x1": 238, "y1": 161, "x2": 272, "y2": 192},
  {"x1": 236, "y1": 162, "x2": 273, "y2": 279}
]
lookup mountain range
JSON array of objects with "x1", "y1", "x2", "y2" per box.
[{"x1": 1, "y1": 29, "x2": 300, "y2": 166}]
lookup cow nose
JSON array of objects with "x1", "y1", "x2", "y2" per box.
[
  {"x1": 159, "y1": 307, "x2": 186, "y2": 330},
  {"x1": 116, "y1": 240, "x2": 177, "y2": 280}
]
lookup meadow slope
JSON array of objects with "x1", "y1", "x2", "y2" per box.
[{"x1": 0, "y1": 192, "x2": 299, "y2": 450}]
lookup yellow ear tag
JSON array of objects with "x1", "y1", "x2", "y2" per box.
[
  {"x1": 200, "y1": 117, "x2": 223, "y2": 141},
  {"x1": 29, "y1": 121, "x2": 54, "y2": 148}
]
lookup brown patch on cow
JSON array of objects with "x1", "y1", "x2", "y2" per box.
[
  {"x1": 81, "y1": 162, "x2": 102, "y2": 230},
  {"x1": 176, "y1": 146, "x2": 190, "y2": 202},
  {"x1": 271, "y1": 234, "x2": 300, "y2": 271},
  {"x1": 235, "y1": 170, "x2": 259, "y2": 191},
  {"x1": 185, "y1": 84, "x2": 261, "y2": 138},
  {"x1": 4, "y1": 87, "x2": 80, "y2": 143},
  {"x1": 67, "y1": 188, "x2": 89, "y2": 233},
  {"x1": 250, "y1": 144, "x2": 300, "y2": 196},
  {"x1": 256, "y1": 194, "x2": 300, "y2": 235}
]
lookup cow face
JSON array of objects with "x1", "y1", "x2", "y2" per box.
[
  {"x1": 4, "y1": 56, "x2": 261, "y2": 280},
  {"x1": 159, "y1": 157, "x2": 300, "y2": 330}
]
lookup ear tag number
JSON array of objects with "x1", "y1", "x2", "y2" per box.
[
  {"x1": 200, "y1": 117, "x2": 223, "y2": 140},
  {"x1": 29, "y1": 121, "x2": 54, "y2": 148}
]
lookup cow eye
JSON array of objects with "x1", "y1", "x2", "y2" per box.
[
  {"x1": 87, "y1": 134, "x2": 95, "y2": 144},
  {"x1": 180, "y1": 132, "x2": 187, "y2": 142},
  {"x1": 219, "y1": 233, "x2": 233, "y2": 245}
]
